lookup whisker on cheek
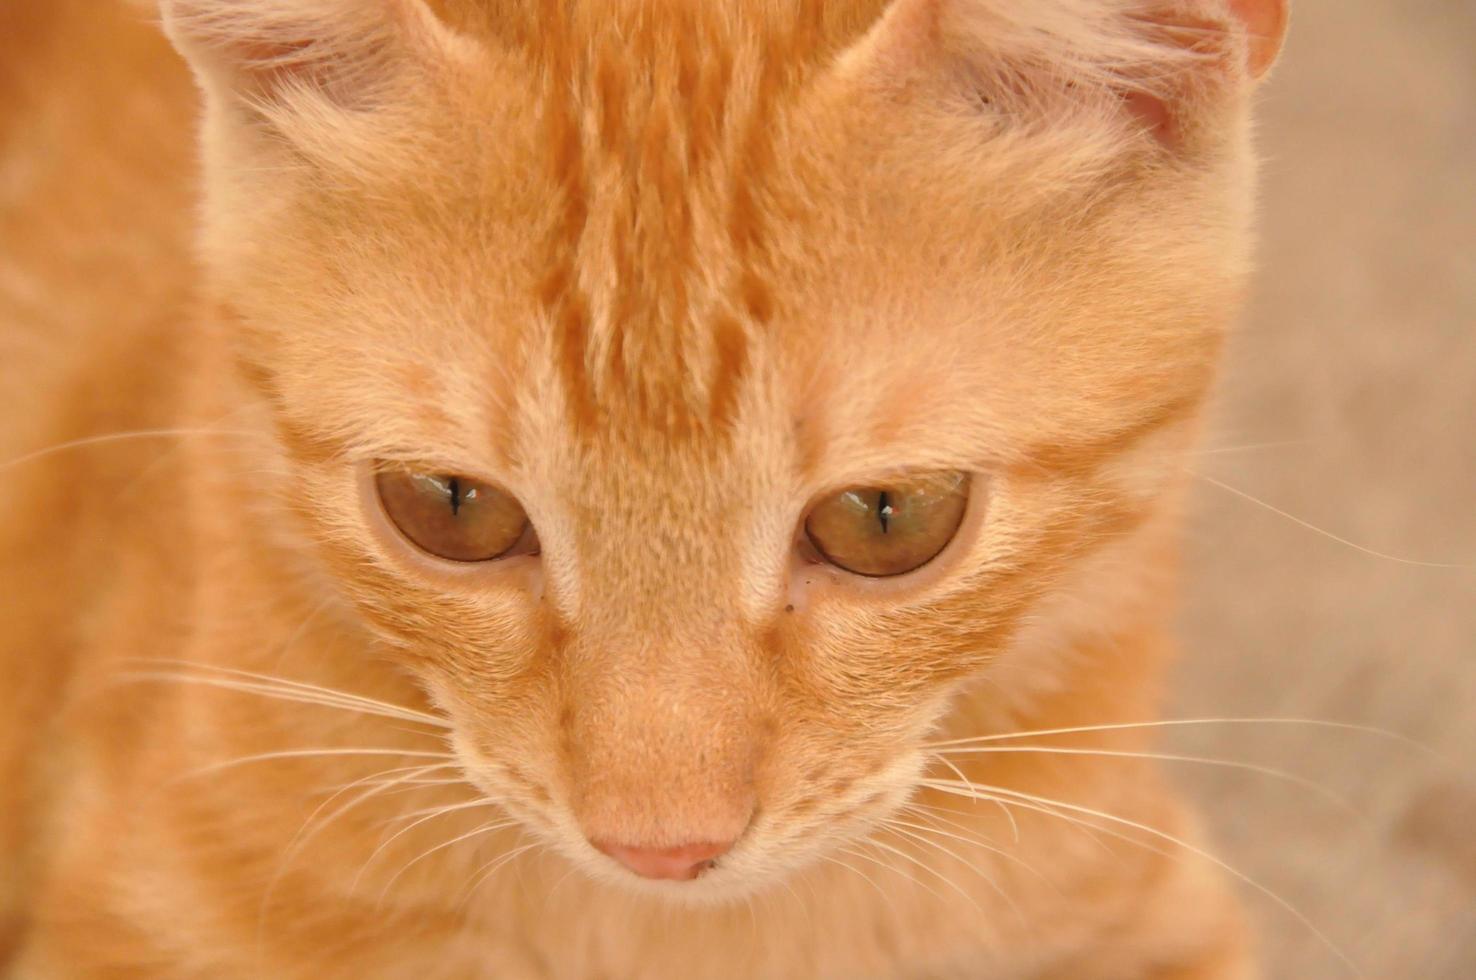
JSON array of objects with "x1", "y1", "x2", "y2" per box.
[
  {"x1": 378, "y1": 819, "x2": 521, "y2": 908},
  {"x1": 891, "y1": 806, "x2": 1053, "y2": 892},
  {"x1": 169, "y1": 746, "x2": 456, "y2": 786},
  {"x1": 876, "y1": 819, "x2": 1021, "y2": 924},
  {"x1": 354, "y1": 798, "x2": 502, "y2": 893},
  {"x1": 928, "y1": 751, "x2": 1019, "y2": 841},
  {"x1": 927, "y1": 746, "x2": 1359, "y2": 817},
  {"x1": 456, "y1": 837, "x2": 543, "y2": 914},
  {"x1": 923, "y1": 716, "x2": 1440, "y2": 759},
  {"x1": 921, "y1": 777, "x2": 1364, "y2": 979},
  {"x1": 0, "y1": 426, "x2": 271, "y2": 474},
  {"x1": 836, "y1": 842, "x2": 948, "y2": 909},
  {"x1": 814, "y1": 852, "x2": 893, "y2": 915},
  {"x1": 860, "y1": 834, "x2": 985, "y2": 917},
  {"x1": 248, "y1": 759, "x2": 469, "y2": 948},
  {"x1": 119, "y1": 660, "x2": 454, "y2": 730}
]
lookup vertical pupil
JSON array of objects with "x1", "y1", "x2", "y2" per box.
[
  {"x1": 877, "y1": 490, "x2": 891, "y2": 534},
  {"x1": 448, "y1": 476, "x2": 461, "y2": 516}
]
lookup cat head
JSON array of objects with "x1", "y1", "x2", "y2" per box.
[{"x1": 163, "y1": 0, "x2": 1286, "y2": 897}]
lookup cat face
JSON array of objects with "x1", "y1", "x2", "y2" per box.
[{"x1": 167, "y1": 0, "x2": 1281, "y2": 897}]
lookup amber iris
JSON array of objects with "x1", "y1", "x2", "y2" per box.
[
  {"x1": 804, "y1": 472, "x2": 969, "y2": 577},
  {"x1": 375, "y1": 470, "x2": 537, "y2": 562}
]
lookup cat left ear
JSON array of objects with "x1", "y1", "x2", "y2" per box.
[
  {"x1": 161, "y1": 0, "x2": 467, "y2": 116},
  {"x1": 839, "y1": 0, "x2": 1289, "y2": 151},
  {"x1": 1227, "y1": 0, "x2": 1290, "y2": 80}
]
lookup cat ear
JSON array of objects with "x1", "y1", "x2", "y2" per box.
[
  {"x1": 841, "y1": 0, "x2": 1289, "y2": 151},
  {"x1": 160, "y1": 0, "x2": 466, "y2": 116},
  {"x1": 1226, "y1": 0, "x2": 1290, "y2": 80}
]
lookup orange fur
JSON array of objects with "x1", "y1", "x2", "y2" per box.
[{"x1": 2, "y1": 1, "x2": 1285, "y2": 976}]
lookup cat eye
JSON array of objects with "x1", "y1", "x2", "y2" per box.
[
  {"x1": 375, "y1": 469, "x2": 538, "y2": 563},
  {"x1": 803, "y1": 472, "x2": 970, "y2": 577}
]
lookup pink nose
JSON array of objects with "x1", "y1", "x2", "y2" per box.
[{"x1": 592, "y1": 839, "x2": 733, "y2": 881}]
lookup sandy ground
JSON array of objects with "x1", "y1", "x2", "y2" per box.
[{"x1": 1172, "y1": 2, "x2": 1476, "y2": 977}]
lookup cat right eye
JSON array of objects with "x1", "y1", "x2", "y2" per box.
[{"x1": 375, "y1": 468, "x2": 538, "y2": 563}]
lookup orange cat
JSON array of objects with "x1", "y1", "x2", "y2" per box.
[{"x1": 1, "y1": 1, "x2": 1288, "y2": 976}]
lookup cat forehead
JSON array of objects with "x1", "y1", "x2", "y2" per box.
[
  {"x1": 277, "y1": 101, "x2": 1202, "y2": 485},
  {"x1": 287, "y1": 32, "x2": 898, "y2": 450},
  {"x1": 237, "y1": 2, "x2": 1238, "y2": 481}
]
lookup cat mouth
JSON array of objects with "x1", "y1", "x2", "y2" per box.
[{"x1": 451, "y1": 733, "x2": 930, "y2": 903}]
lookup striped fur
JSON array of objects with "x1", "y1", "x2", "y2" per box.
[{"x1": 3, "y1": 1, "x2": 1285, "y2": 976}]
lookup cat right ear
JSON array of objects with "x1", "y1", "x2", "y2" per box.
[
  {"x1": 160, "y1": 0, "x2": 470, "y2": 120},
  {"x1": 834, "y1": 0, "x2": 1290, "y2": 154}
]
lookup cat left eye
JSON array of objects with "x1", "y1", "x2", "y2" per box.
[
  {"x1": 375, "y1": 469, "x2": 538, "y2": 563},
  {"x1": 803, "y1": 471, "x2": 970, "y2": 578}
]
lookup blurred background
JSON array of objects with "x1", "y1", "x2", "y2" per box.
[{"x1": 1172, "y1": 1, "x2": 1475, "y2": 976}]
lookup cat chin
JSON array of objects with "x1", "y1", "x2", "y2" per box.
[{"x1": 576, "y1": 860, "x2": 786, "y2": 907}]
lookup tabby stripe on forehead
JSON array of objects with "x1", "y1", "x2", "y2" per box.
[
  {"x1": 537, "y1": 0, "x2": 597, "y2": 434},
  {"x1": 536, "y1": 3, "x2": 858, "y2": 439},
  {"x1": 707, "y1": 315, "x2": 749, "y2": 432}
]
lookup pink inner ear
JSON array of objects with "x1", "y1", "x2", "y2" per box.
[
  {"x1": 232, "y1": 37, "x2": 316, "y2": 66},
  {"x1": 164, "y1": 0, "x2": 406, "y2": 110},
  {"x1": 1116, "y1": 0, "x2": 1288, "y2": 149},
  {"x1": 1136, "y1": 1, "x2": 1287, "y2": 80},
  {"x1": 1230, "y1": 0, "x2": 1289, "y2": 79},
  {"x1": 1120, "y1": 89, "x2": 1178, "y2": 149},
  {"x1": 227, "y1": 37, "x2": 346, "y2": 103}
]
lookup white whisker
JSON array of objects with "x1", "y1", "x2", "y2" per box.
[
  {"x1": 1193, "y1": 472, "x2": 1474, "y2": 569},
  {"x1": 380, "y1": 819, "x2": 518, "y2": 906},
  {"x1": 931, "y1": 751, "x2": 1020, "y2": 842},
  {"x1": 1184, "y1": 440, "x2": 1304, "y2": 456},
  {"x1": 923, "y1": 778, "x2": 1362, "y2": 978},
  {"x1": 893, "y1": 806, "x2": 1055, "y2": 891},
  {"x1": 123, "y1": 661, "x2": 452, "y2": 730},
  {"x1": 928, "y1": 747, "x2": 1357, "y2": 816},
  {"x1": 925, "y1": 717, "x2": 1438, "y2": 758},
  {"x1": 255, "y1": 760, "x2": 463, "y2": 945},
  {"x1": 816, "y1": 852, "x2": 893, "y2": 913},
  {"x1": 175, "y1": 747, "x2": 454, "y2": 784},
  {"x1": 457, "y1": 838, "x2": 541, "y2": 911},
  {"x1": 279, "y1": 762, "x2": 465, "y2": 868},
  {"x1": 879, "y1": 819, "x2": 1019, "y2": 920},
  {"x1": 269, "y1": 599, "x2": 335, "y2": 673},
  {"x1": 858, "y1": 836, "x2": 982, "y2": 915},
  {"x1": 354, "y1": 799, "x2": 501, "y2": 893},
  {"x1": 905, "y1": 796, "x2": 1122, "y2": 866},
  {"x1": 837, "y1": 843, "x2": 942, "y2": 905},
  {"x1": 0, "y1": 428, "x2": 265, "y2": 473}
]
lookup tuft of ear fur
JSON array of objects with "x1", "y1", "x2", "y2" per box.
[
  {"x1": 842, "y1": 0, "x2": 1289, "y2": 152},
  {"x1": 160, "y1": 0, "x2": 465, "y2": 119}
]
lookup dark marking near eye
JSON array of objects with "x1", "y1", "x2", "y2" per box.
[{"x1": 784, "y1": 604, "x2": 794, "y2": 613}]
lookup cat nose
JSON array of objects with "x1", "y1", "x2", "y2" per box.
[{"x1": 591, "y1": 838, "x2": 734, "y2": 881}]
